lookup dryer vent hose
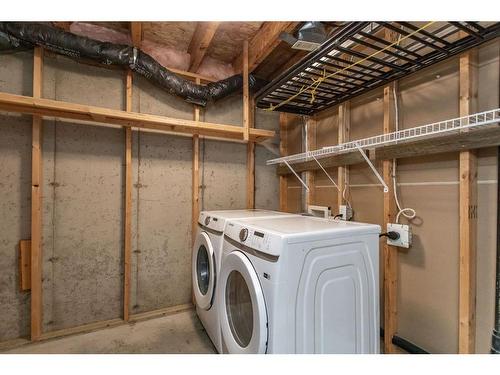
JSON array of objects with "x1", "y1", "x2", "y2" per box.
[{"x1": 0, "y1": 22, "x2": 265, "y2": 107}]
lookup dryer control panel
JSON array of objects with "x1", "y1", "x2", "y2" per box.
[{"x1": 225, "y1": 221, "x2": 283, "y2": 258}]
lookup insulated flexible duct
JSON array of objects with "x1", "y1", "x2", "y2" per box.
[{"x1": 0, "y1": 22, "x2": 261, "y2": 106}]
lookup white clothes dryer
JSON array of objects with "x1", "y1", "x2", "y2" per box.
[{"x1": 218, "y1": 215, "x2": 381, "y2": 354}]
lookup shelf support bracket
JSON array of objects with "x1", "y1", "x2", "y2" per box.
[
  {"x1": 311, "y1": 155, "x2": 340, "y2": 192},
  {"x1": 283, "y1": 160, "x2": 310, "y2": 192},
  {"x1": 354, "y1": 143, "x2": 389, "y2": 193}
]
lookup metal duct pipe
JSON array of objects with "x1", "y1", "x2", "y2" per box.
[
  {"x1": 0, "y1": 22, "x2": 263, "y2": 107},
  {"x1": 492, "y1": 146, "x2": 500, "y2": 354}
]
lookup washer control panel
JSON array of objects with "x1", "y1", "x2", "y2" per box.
[{"x1": 198, "y1": 211, "x2": 225, "y2": 232}]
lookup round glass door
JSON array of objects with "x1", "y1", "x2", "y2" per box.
[
  {"x1": 197, "y1": 244, "x2": 210, "y2": 295},
  {"x1": 226, "y1": 270, "x2": 254, "y2": 347},
  {"x1": 192, "y1": 232, "x2": 215, "y2": 310},
  {"x1": 219, "y1": 251, "x2": 267, "y2": 354}
]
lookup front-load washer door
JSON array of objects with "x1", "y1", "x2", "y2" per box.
[
  {"x1": 192, "y1": 232, "x2": 215, "y2": 310},
  {"x1": 219, "y1": 251, "x2": 267, "y2": 354}
]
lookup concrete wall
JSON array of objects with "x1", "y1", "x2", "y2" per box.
[
  {"x1": 0, "y1": 51, "x2": 33, "y2": 342},
  {"x1": 286, "y1": 39, "x2": 499, "y2": 353},
  {"x1": 0, "y1": 52, "x2": 280, "y2": 340}
]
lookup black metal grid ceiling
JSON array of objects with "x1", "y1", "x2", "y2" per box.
[{"x1": 255, "y1": 21, "x2": 500, "y2": 115}]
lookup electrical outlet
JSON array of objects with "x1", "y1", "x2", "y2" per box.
[
  {"x1": 387, "y1": 223, "x2": 412, "y2": 248},
  {"x1": 339, "y1": 205, "x2": 353, "y2": 221}
]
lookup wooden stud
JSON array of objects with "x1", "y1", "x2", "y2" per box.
[
  {"x1": 192, "y1": 78, "x2": 201, "y2": 244},
  {"x1": 242, "y1": 40, "x2": 256, "y2": 208},
  {"x1": 123, "y1": 70, "x2": 133, "y2": 322},
  {"x1": 383, "y1": 82, "x2": 398, "y2": 354},
  {"x1": 130, "y1": 22, "x2": 142, "y2": 48},
  {"x1": 337, "y1": 102, "x2": 350, "y2": 207},
  {"x1": 123, "y1": 22, "x2": 141, "y2": 323},
  {"x1": 243, "y1": 40, "x2": 251, "y2": 142},
  {"x1": 458, "y1": 48, "x2": 478, "y2": 354},
  {"x1": 233, "y1": 22, "x2": 300, "y2": 74},
  {"x1": 0, "y1": 91, "x2": 275, "y2": 143},
  {"x1": 31, "y1": 46, "x2": 43, "y2": 341},
  {"x1": 279, "y1": 112, "x2": 288, "y2": 212},
  {"x1": 19, "y1": 240, "x2": 31, "y2": 292},
  {"x1": 305, "y1": 118, "x2": 317, "y2": 207},
  {"x1": 188, "y1": 22, "x2": 220, "y2": 72}
]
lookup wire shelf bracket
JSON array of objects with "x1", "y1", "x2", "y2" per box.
[
  {"x1": 283, "y1": 160, "x2": 310, "y2": 192},
  {"x1": 354, "y1": 143, "x2": 389, "y2": 193},
  {"x1": 311, "y1": 155, "x2": 340, "y2": 191}
]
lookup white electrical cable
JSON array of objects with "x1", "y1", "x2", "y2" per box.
[{"x1": 392, "y1": 85, "x2": 416, "y2": 224}]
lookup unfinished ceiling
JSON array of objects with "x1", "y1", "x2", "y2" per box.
[{"x1": 52, "y1": 21, "x2": 296, "y2": 81}]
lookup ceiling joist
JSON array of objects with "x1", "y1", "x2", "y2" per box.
[
  {"x1": 188, "y1": 22, "x2": 220, "y2": 72},
  {"x1": 233, "y1": 22, "x2": 300, "y2": 73}
]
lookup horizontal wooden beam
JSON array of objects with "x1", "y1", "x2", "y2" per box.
[
  {"x1": 0, "y1": 91, "x2": 274, "y2": 143},
  {"x1": 277, "y1": 126, "x2": 500, "y2": 175},
  {"x1": 188, "y1": 22, "x2": 220, "y2": 72},
  {"x1": 233, "y1": 22, "x2": 300, "y2": 74}
]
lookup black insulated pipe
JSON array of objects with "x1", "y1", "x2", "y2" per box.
[
  {"x1": 0, "y1": 22, "x2": 263, "y2": 107},
  {"x1": 380, "y1": 328, "x2": 430, "y2": 354},
  {"x1": 492, "y1": 146, "x2": 500, "y2": 354}
]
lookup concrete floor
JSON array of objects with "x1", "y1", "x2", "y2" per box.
[{"x1": 4, "y1": 309, "x2": 217, "y2": 354}]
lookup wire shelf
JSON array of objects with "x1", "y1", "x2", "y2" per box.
[{"x1": 267, "y1": 108, "x2": 500, "y2": 165}]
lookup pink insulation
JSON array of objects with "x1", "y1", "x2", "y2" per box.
[
  {"x1": 196, "y1": 56, "x2": 235, "y2": 81},
  {"x1": 141, "y1": 39, "x2": 190, "y2": 72},
  {"x1": 70, "y1": 22, "x2": 132, "y2": 45},
  {"x1": 67, "y1": 22, "x2": 234, "y2": 80}
]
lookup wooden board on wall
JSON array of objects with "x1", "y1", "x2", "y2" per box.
[{"x1": 19, "y1": 240, "x2": 31, "y2": 292}]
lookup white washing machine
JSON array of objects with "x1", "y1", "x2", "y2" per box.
[
  {"x1": 218, "y1": 215, "x2": 381, "y2": 354},
  {"x1": 192, "y1": 209, "x2": 295, "y2": 353}
]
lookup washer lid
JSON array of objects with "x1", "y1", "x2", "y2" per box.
[
  {"x1": 192, "y1": 231, "x2": 215, "y2": 310},
  {"x1": 219, "y1": 251, "x2": 267, "y2": 354}
]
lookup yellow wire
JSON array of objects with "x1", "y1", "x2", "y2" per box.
[{"x1": 264, "y1": 21, "x2": 435, "y2": 112}]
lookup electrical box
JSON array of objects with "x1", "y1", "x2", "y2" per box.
[
  {"x1": 339, "y1": 205, "x2": 353, "y2": 221},
  {"x1": 387, "y1": 223, "x2": 412, "y2": 248}
]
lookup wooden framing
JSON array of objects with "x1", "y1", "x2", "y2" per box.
[
  {"x1": 279, "y1": 112, "x2": 288, "y2": 212},
  {"x1": 0, "y1": 91, "x2": 274, "y2": 143},
  {"x1": 337, "y1": 102, "x2": 350, "y2": 207},
  {"x1": 305, "y1": 118, "x2": 317, "y2": 207},
  {"x1": 233, "y1": 22, "x2": 299, "y2": 74},
  {"x1": 123, "y1": 21, "x2": 142, "y2": 322},
  {"x1": 383, "y1": 82, "x2": 398, "y2": 354},
  {"x1": 192, "y1": 78, "x2": 201, "y2": 244},
  {"x1": 30, "y1": 46, "x2": 43, "y2": 341},
  {"x1": 188, "y1": 22, "x2": 220, "y2": 72},
  {"x1": 458, "y1": 48, "x2": 478, "y2": 354},
  {"x1": 243, "y1": 40, "x2": 256, "y2": 208}
]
